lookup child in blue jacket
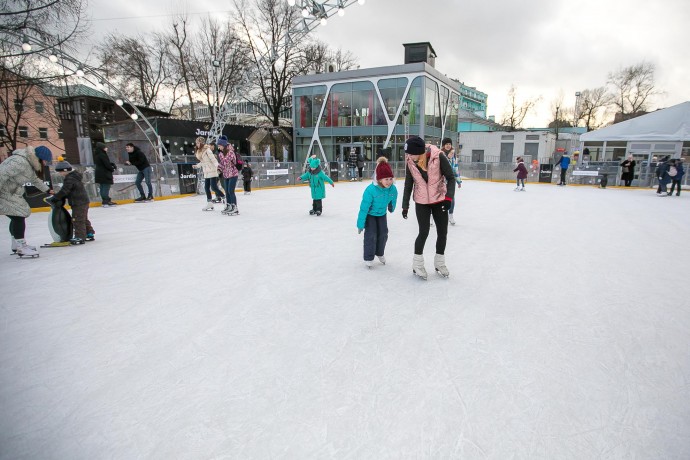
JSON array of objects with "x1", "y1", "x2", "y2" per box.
[
  {"x1": 299, "y1": 155, "x2": 334, "y2": 216},
  {"x1": 357, "y1": 157, "x2": 398, "y2": 268}
]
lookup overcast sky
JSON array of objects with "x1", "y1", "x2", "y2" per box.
[{"x1": 86, "y1": 0, "x2": 689, "y2": 127}]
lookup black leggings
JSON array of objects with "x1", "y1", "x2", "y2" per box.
[
  {"x1": 414, "y1": 202, "x2": 448, "y2": 255},
  {"x1": 8, "y1": 215, "x2": 26, "y2": 240}
]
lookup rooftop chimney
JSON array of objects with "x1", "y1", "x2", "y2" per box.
[{"x1": 403, "y1": 42, "x2": 437, "y2": 68}]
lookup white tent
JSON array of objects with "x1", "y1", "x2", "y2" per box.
[{"x1": 580, "y1": 101, "x2": 690, "y2": 142}]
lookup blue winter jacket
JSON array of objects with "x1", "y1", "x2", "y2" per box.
[
  {"x1": 673, "y1": 162, "x2": 685, "y2": 181},
  {"x1": 357, "y1": 183, "x2": 398, "y2": 229},
  {"x1": 558, "y1": 155, "x2": 571, "y2": 169},
  {"x1": 299, "y1": 169, "x2": 333, "y2": 199}
]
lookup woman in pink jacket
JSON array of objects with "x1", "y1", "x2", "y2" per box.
[{"x1": 401, "y1": 136, "x2": 456, "y2": 279}]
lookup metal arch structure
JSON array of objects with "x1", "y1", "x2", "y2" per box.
[
  {"x1": 0, "y1": 30, "x2": 171, "y2": 164},
  {"x1": 205, "y1": 0, "x2": 366, "y2": 150}
]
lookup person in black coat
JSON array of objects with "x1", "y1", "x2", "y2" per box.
[
  {"x1": 93, "y1": 142, "x2": 117, "y2": 206},
  {"x1": 655, "y1": 156, "x2": 671, "y2": 196},
  {"x1": 619, "y1": 155, "x2": 636, "y2": 187},
  {"x1": 125, "y1": 143, "x2": 153, "y2": 201}
]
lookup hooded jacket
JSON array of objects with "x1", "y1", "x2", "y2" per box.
[
  {"x1": 94, "y1": 142, "x2": 116, "y2": 184},
  {"x1": 513, "y1": 161, "x2": 528, "y2": 179},
  {"x1": 194, "y1": 146, "x2": 219, "y2": 178},
  {"x1": 0, "y1": 146, "x2": 50, "y2": 217},
  {"x1": 299, "y1": 157, "x2": 334, "y2": 200},
  {"x1": 357, "y1": 182, "x2": 398, "y2": 229},
  {"x1": 53, "y1": 170, "x2": 89, "y2": 207}
]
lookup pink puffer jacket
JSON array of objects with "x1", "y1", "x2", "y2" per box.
[{"x1": 406, "y1": 146, "x2": 447, "y2": 204}]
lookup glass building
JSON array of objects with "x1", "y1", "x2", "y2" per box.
[{"x1": 292, "y1": 62, "x2": 461, "y2": 164}]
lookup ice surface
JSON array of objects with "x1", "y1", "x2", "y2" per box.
[{"x1": 1, "y1": 181, "x2": 689, "y2": 459}]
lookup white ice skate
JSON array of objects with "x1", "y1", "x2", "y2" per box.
[
  {"x1": 11, "y1": 238, "x2": 36, "y2": 254},
  {"x1": 412, "y1": 254, "x2": 427, "y2": 280},
  {"x1": 448, "y1": 214, "x2": 456, "y2": 226},
  {"x1": 365, "y1": 260, "x2": 373, "y2": 269},
  {"x1": 434, "y1": 254, "x2": 450, "y2": 278},
  {"x1": 202, "y1": 201, "x2": 214, "y2": 211},
  {"x1": 222, "y1": 204, "x2": 239, "y2": 216},
  {"x1": 514, "y1": 187, "x2": 520, "y2": 191},
  {"x1": 15, "y1": 239, "x2": 39, "y2": 258},
  {"x1": 377, "y1": 255, "x2": 386, "y2": 265},
  {"x1": 520, "y1": 187, "x2": 525, "y2": 191}
]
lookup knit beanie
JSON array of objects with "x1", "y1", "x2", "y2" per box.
[
  {"x1": 54, "y1": 156, "x2": 73, "y2": 171},
  {"x1": 34, "y1": 146, "x2": 53, "y2": 162},
  {"x1": 441, "y1": 137, "x2": 453, "y2": 147},
  {"x1": 404, "y1": 136, "x2": 425, "y2": 154},
  {"x1": 217, "y1": 135, "x2": 229, "y2": 146},
  {"x1": 375, "y1": 157, "x2": 394, "y2": 180}
]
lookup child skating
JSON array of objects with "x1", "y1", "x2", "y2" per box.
[
  {"x1": 357, "y1": 157, "x2": 397, "y2": 268},
  {"x1": 299, "y1": 155, "x2": 334, "y2": 216},
  {"x1": 46, "y1": 157, "x2": 94, "y2": 244},
  {"x1": 242, "y1": 163, "x2": 254, "y2": 195},
  {"x1": 513, "y1": 156, "x2": 528, "y2": 191}
]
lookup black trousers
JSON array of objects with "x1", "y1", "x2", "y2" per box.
[
  {"x1": 363, "y1": 214, "x2": 388, "y2": 261},
  {"x1": 669, "y1": 180, "x2": 682, "y2": 195},
  {"x1": 243, "y1": 178, "x2": 251, "y2": 192},
  {"x1": 312, "y1": 199, "x2": 322, "y2": 213},
  {"x1": 8, "y1": 215, "x2": 26, "y2": 240},
  {"x1": 559, "y1": 168, "x2": 567, "y2": 184},
  {"x1": 414, "y1": 202, "x2": 448, "y2": 255}
]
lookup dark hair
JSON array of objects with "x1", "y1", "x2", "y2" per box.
[{"x1": 125, "y1": 143, "x2": 135, "y2": 148}]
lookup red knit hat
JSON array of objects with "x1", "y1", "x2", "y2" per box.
[{"x1": 375, "y1": 157, "x2": 393, "y2": 180}]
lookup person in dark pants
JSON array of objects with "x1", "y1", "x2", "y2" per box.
[
  {"x1": 619, "y1": 155, "x2": 636, "y2": 187},
  {"x1": 655, "y1": 156, "x2": 671, "y2": 196},
  {"x1": 242, "y1": 163, "x2": 254, "y2": 194},
  {"x1": 668, "y1": 159, "x2": 684, "y2": 196},
  {"x1": 48, "y1": 157, "x2": 94, "y2": 244},
  {"x1": 356, "y1": 157, "x2": 397, "y2": 268},
  {"x1": 556, "y1": 151, "x2": 571, "y2": 186},
  {"x1": 356, "y1": 150, "x2": 365, "y2": 181},
  {"x1": 93, "y1": 142, "x2": 117, "y2": 206},
  {"x1": 125, "y1": 143, "x2": 153, "y2": 201},
  {"x1": 401, "y1": 136, "x2": 456, "y2": 279}
]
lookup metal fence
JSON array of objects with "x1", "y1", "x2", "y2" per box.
[{"x1": 46, "y1": 159, "x2": 689, "y2": 205}]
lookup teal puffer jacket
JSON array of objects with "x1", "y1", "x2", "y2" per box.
[
  {"x1": 299, "y1": 159, "x2": 334, "y2": 200},
  {"x1": 357, "y1": 183, "x2": 398, "y2": 229}
]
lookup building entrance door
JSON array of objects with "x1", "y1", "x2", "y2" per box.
[{"x1": 340, "y1": 143, "x2": 365, "y2": 181}]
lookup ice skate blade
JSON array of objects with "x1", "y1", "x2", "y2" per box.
[
  {"x1": 435, "y1": 268, "x2": 449, "y2": 278},
  {"x1": 413, "y1": 270, "x2": 427, "y2": 280},
  {"x1": 17, "y1": 254, "x2": 39, "y2": 259},
  {"x1": 41, "y1": 242, "x2": 71, "y2": 248}
]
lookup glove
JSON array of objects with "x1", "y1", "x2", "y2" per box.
[
  {"x1": 358, "y1": 228, "x2": 363, "y2": 234},
  {"x1": 402, "y1": 209, "x2": 408, "y2": 219},
  {"x1": 441, "y1": 199, "x2": 451, "y2": 212},
  {"x1": 388, "y1": 203, "x2": 394, "y2": 213},
  {"x1": 44, "y1": 196, "x2": 56, "y2": 204},
  {"x1": 331, "y1": 183, "x2": 335, "y2": 188}
]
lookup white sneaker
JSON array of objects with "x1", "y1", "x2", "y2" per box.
[
  {"x1": 448, "y1": 214, "x2": 456, "y2": 225},
  {"x1": 377, "y1": 255, "x2": 386, "y2": 265}
]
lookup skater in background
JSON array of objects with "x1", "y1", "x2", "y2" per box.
[
  {"x1": 356, "y1": 150, "x2": 365, "y2": 181},
  {"x1": 655, "y1": 155, "x2": 671, "y2": 196},
  {"x1": 299, "y1": 155, "x2": 334, "y2": 216},
  {"x1": 668, "y1": 159, "x2": 684, "y2": 196},
  {"x1": 619, "y1": 155, "x2": 636, "y2": 187},
  {"x1": 46, "y1": 157, "x2": 93, "y2": 244},
  {"x1": 357, "y1": 157, "x2": 398, "y2": 268},
  {"x1": 513, "y1": 156, "x2": 528, "y2": 191},
  {"x1": 347, "y1": 147, "x2": 358, "y2": 181},
  {"x1": 124, "y1": 143, "x2": 153, "y2": 201},
  {"x1": 0, "y1": 145, "x2": 53, "y2": 257},
  {"x1": 193, "y1": 136, "x2": 225, "y2": 211},
  {"x1": 555, "y1": 151, "x2": 571, "y2": 186},
  {"x1": 441, "y1": 137, "x2": 462, "y2": 225},
  {"x1": 217, "y1": 136, "x2": 239, "y2": 215},
  {"x1": 93, "y1": 142, "x2": 117, "y2": 207},
  {"x1": 401, "y1": 136, "x2": 456, "y2": 279},
  {"x1": 242, "y1": 162, "x2": 254, "y2": 195}
]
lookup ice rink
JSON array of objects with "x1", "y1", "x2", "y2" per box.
[{"x1": 1, "y1": 180, "x2": 689, "y2": 459}]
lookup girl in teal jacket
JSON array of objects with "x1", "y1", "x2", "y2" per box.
[
  {"x1": 357, "y1": 157, "x2": 397, "y2": 268},
  {"x1": 299, "y1": 155, "x2": 334, "y2": 216}
]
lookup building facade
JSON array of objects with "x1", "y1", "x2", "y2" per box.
[{"x1": 292, "y1": 62, "x2": 463, "y2": 164}]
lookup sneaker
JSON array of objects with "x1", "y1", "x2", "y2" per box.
[
  {"x1": 377, "y1": 255, "x2": 386, "y2": 265},
  {"x1": 70, "y1": 238, "x2": 85, "y2": 245}
]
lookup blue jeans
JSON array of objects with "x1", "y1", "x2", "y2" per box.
[
  {"x1": 98, "y1": 183, "x2": 112, "y2": 203},
  {"x1": 516, "y1": 178, "x2": 525, "y2": 187},
  {"x1": 223, "y1": 176, "x2": 238, "y2": 205},
  {"x1": 349, "y1": 166, "x2": 357, "y2": 179},
  {"x1": 205, "y1": 177, "x2": 224, "y2": 200},
  {"x1": 136, "y1": 166, "x2": 153, "y2": 198}
]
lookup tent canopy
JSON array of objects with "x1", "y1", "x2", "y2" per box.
[{"x1": 580, "y1": 101, "x2": 690, "y2": 142}]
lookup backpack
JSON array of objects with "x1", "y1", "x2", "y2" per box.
[
  {"x1": 235, "y1": 152, "x2": 244, "y2": 171},
  {"x1": 668, "y1": 165, "x2": 677, "y2": 177}
]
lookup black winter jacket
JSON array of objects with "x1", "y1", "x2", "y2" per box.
[
  {"x1": 127, "y1": 146, "x2": 151, "y2": 171},
  {"x1": 94, "y1": 145, "x2": 115, "y2": 184},
  {"x1": 54, "y1": 171, "x2": 89, "y2": 207}
]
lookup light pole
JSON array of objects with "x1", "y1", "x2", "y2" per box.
[
  {"x1": 403, "y1": 98, "x2": 412, "y2": 137},
  {"x1": 574, "y1": 91, "x2": 582, "y2": 128},
  {"x1": 211, "y1": 59, "x2": 221, "y2": 122}
]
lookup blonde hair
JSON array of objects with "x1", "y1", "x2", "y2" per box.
[{"x1": 416, "y1": 150, "x2": 428, "y2": 171}]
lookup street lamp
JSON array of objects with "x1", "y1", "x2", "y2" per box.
[
  {"x1": 574, "y1": 91, "x2": 582, "y2": 128},
  {"x1": 211, "y1": 58, "x2": 221, "y2": 122},
  {"x1": 403, "y1": 98, "x2": 412, "y2": 137}
]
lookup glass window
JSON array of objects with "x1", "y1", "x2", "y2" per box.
[
  {"x1": 19, "y1": 126, "x2": 28, "y2": 137},
  {"x1": 14, "y1": 99, "x2": 23, "y2": 112},
  {"x1": 35, "y1": 101, "x2": 45, "y2": 113},
  {"x1": 335, "y1": 91, "x2": 352, "y2": 127},
  {"x1": 352, "y1": 83, "x2": 375, "y2": 127},
  {"x1": 39, "y1": 128, "x2": 48, "y2": 139},
  {"x1": 296, "y1": 95, "x2": 313, "y2": 128}
]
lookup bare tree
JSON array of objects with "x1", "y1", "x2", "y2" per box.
[
  {"x1": 577, "y1": 87, "x2": 612, "y2": 131},
  {"x1": 0, "y1": 0, "x2": 88, "y2": 59},
  {"x1": 500, "y1": 85, "x2": 540, "y2": 131},
  {"x1": 97, "y1": 33, "x2": 171, "y2": 108},
  {"x1": 331, "y1": 47, "x2": 358, "y2": 72},
  {"x1": 299, "y1": 41, "x2": 359, "y2": 74},
  {"x1": 187, "y1": 16, "x2": 249, "y2": 122},
  {"x1": 164, "y1": 13, "x2": 197, "y2": 119},
  {"x1": 233, "y1": 0, "x2": 312, "y2": 127},
  {"x1": 607, "y1": 62, "x2": 659, "y2": 117}
]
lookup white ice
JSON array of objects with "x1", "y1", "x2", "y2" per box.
[{"x1": 1, "y1": 181, "x2": 689, "y2": 459}]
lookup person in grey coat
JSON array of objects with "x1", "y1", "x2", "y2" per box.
[{"x1": 0, "y1": 145, "x2": 53, "y2": 256}]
